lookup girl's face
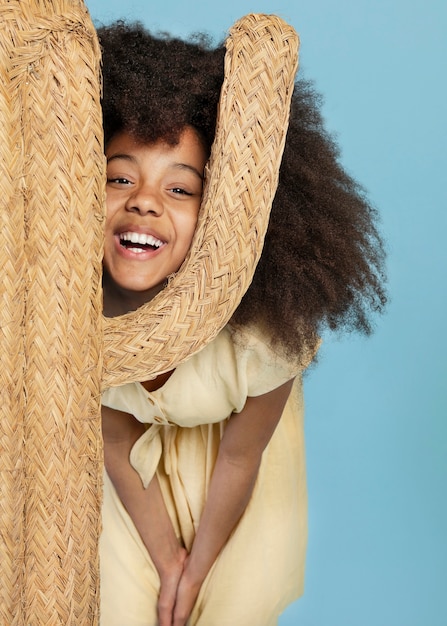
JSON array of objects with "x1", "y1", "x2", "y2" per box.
[{"x1": 103, "y1": 127, "x2": 206, "y2": 314}]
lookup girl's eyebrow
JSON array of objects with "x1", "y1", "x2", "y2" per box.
[
  {"x1": 173, "y1": 162, "x2": 204, "y2": 181},
  {"x1": 106, "y1": 153, "x2": 136, "y2": 164}
]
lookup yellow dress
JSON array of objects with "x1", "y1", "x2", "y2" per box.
[{"x1": 100, "y1": 325, "x2": 312, "y2": 626}]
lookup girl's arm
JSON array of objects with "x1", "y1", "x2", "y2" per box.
[
  {"x1": 172, "y1": 377, "x2": 295, "y2": 625},
  {"x1": 102, "y1": 406, "x2": 187, "y2": 626}
]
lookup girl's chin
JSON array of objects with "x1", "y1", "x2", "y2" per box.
[
  {"x1": 103, "y1": 269, "x2": 165, "y2": 298},
  {"x1": 115, "y1": 280, "x2": 167, "y2": 299}
]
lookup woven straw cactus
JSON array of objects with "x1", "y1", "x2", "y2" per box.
[{"x1": 0, "y1": 2, "x2": 298, "y2": 624}]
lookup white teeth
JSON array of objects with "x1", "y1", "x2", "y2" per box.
[{"x1": 119, "y1": 231, "x2": 164, "y2": 248}]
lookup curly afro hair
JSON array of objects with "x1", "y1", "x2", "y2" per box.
[
  {"x1": 99, "y1": 21, "x2": 224, "y2": 154},
  {"x1": 98, "y1": 21, "x2": 387, "y2": 360}
]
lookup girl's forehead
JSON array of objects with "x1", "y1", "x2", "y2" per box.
[{"x1": 106, "y1": 126, "x2": 207, "y2": 157}]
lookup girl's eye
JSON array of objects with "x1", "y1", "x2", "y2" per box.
[
  {"x1": 170, "y1": 187, "x2": 193, "y2": 196},
  {"x1": 107, "y1": 177, "x2": 132, "y2": 185}
]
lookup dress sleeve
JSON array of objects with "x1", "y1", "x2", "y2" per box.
[{"x1": 230, "y1": 325, "x2": 319, "y2": 399}]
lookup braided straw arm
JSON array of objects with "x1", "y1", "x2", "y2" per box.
[
  {"x1": 0, "y1": 2, "x2": 104, "y2": 624},
  {"x1": 102, "y1": 13, "x2": 299, "y2": 388}
]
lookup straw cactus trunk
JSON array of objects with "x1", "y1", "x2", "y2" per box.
[
  {"x1": 0, "y1": 6, "x2": 27, "y2": 622},
  {"x1": 0, "y1": 2, "x2": 104, "y2": 623}
]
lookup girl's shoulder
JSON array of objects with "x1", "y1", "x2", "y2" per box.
[{"x1": 225, "y1": 323, "x2": 319, "y2": 397}]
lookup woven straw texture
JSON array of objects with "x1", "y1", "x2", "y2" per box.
[
  {"x1": 0, "y1": 3, "x2": 299, "y2": 623},
  {"x1": 0, "y1": 1, "x2": 104, "y2": 624}
]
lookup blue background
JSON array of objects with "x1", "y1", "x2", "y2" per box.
[{"x1": 85, "y1": 1, "x2": 447, "y2": 624}]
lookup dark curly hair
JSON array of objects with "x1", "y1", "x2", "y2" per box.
[{"x1": 98, "y1": 21, "x2": 387, "y2": 359}]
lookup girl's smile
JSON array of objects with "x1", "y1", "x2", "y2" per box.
[{"x1": 102, "y1": 127, "x2": 207, "y2": 316}]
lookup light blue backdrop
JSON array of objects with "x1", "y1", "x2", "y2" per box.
[{"x1": 85, "y1": 1, "x2": 447, "y2": 624}]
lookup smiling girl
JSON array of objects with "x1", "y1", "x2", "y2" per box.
[{"x1": 98, "y1": 21, "x2": 386, "y2": 626}]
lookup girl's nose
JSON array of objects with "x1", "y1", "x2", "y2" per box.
[{"x1": 125, "y1": 187, "x2": 163, "y2": 216}]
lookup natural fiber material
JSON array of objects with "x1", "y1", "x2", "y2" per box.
[
  {"x1": 0, "y1": 4, "x2": 299, "y2": 624},
  {"x1": 0, "y1": 5, "x2": 27, "y2": 621},
  {"x1": 102, "y1": 13, "x2": 299, "y2": 389},
  {"x1": 0, "y1": 1, "x2": 104, "y2": 624}
]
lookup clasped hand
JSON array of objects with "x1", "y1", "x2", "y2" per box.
[{"x1": 158, "y1": 552, "x2": 203, "y2": 626}]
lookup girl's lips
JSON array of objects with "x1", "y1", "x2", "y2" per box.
[
  {"x1": 114, "y1": 231, "x2": 167, "y2": 260},
  {"x1": 119, "y1": 231, "x2": 165, "y2": 248}
]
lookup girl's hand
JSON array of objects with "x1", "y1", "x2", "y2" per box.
[
  {"x1": 171, "y1": 558, "x2": 203, "y2": 626},
  {"x1": 157, "y1": 546, "x2": 188, "y2": 626}
]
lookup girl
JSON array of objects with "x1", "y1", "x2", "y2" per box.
[{"x1": 98, "y1": 21, "x2": 386, "y2": 626}]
